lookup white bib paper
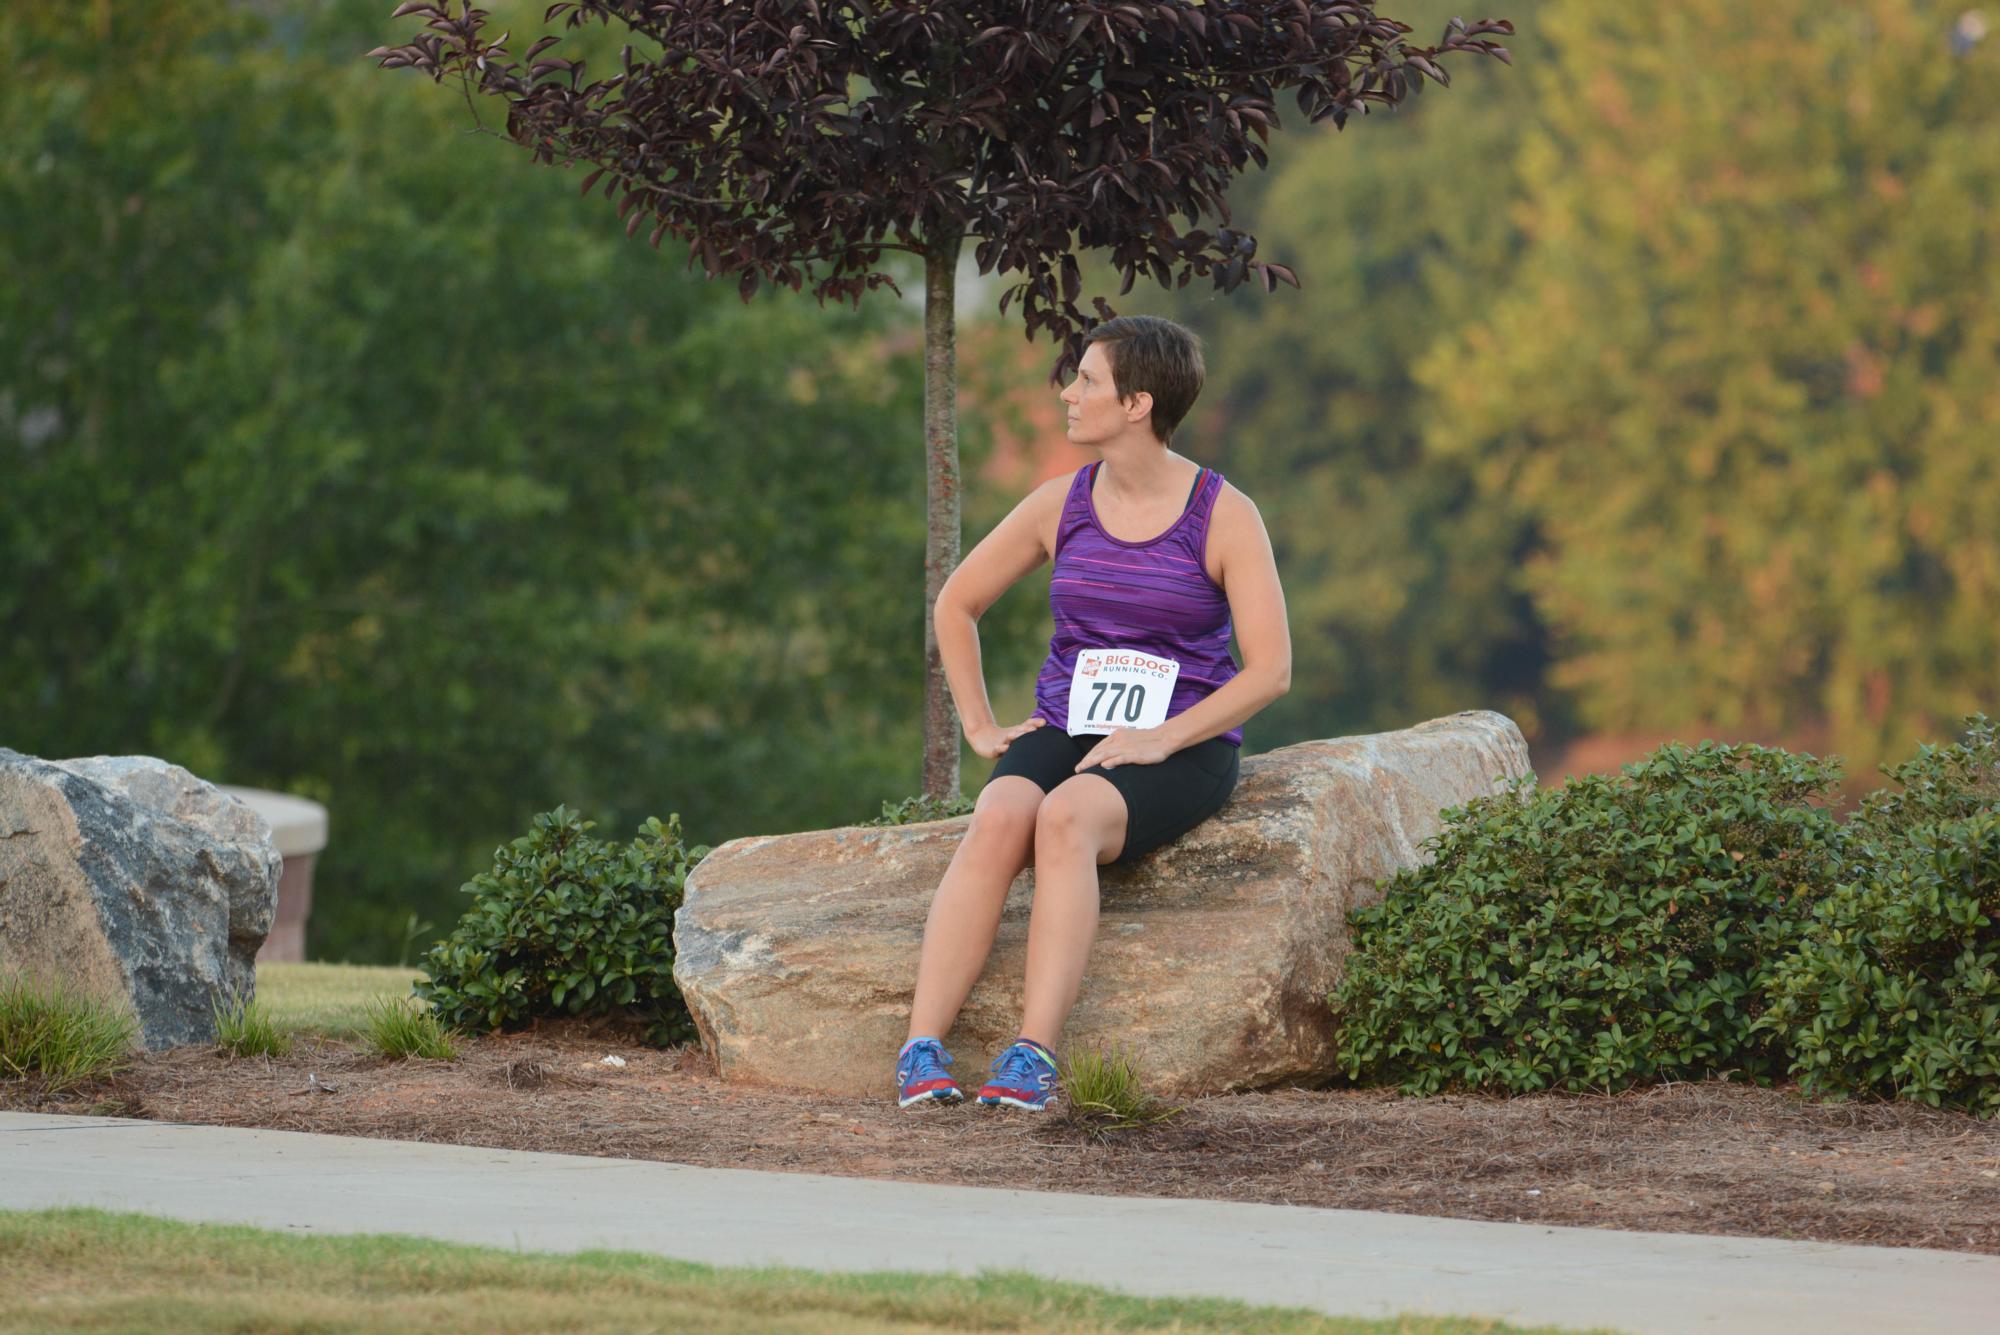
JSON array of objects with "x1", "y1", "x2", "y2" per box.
[{"x1": 1065, "y1": 647, "x2": 1181, "y2": 735}]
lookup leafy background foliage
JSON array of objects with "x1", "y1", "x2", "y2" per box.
[
  {"x1": 1415, "y1": 1, "x2": 2000, "y2": 765},
  {"x1": 2, "y1": 1, "x2": 1042, "y2": 957},
  {"x1": 1134, "y1": 0, "x2": 1996, "y2": 772},
  {"x1": 6, "y1": 0, "x2": 1996, "y2": 967},
  {"x1": 1132, "y1": 4, "x2": 1549, "y2": 750}
]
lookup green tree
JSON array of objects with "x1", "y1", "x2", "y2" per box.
[
  {"x1": 1, "y1": 1, "x2": 954, "y2": 958},
  {"x1": 372, "y1": 0, "x2": 1512, "y2": 798},
  {"x1": 1422, "y1": 0, "x2": 2000, "y2": 775},
  {"x1": 1141, "y1": 1, "x2": 1554, "y2": 749}
]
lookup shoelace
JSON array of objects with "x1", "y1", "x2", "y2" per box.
[
  {"x1": 989, "y1": 1044, "x2": 1051, "y2": 1088},
  {"x1": 902, "y1": 1042, "x2": 952, "y2": 1082}
]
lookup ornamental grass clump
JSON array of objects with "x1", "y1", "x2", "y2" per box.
[
  {"x1": 1332, "y1": 741, "x2": 1847, "y2": 1096},
  {"x1": 0, "y1": 973, "x2": 139, "y2": 1093},
  {"x1": 416, "y1": 806, "x2": 706, "y2": 1043},
  {"x1": 360, "y1": 996, "x2": 460, "y2": 1061},
  {"x1": 1057, "y1": 1045, "x2": 1180, "y2": 1138},
  {"x1": 211, "y1": 993, "x2": 292, "y2": 1060},
  {"x1": 1759, "y1": 716, "x2": 1999, "y2": 1117}
]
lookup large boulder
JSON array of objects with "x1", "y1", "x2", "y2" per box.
[
  {"x1": 674, "y1": 710, "x2": 1532, "y2": 1098},
  {"x1": 0, "y1": 750, "x2": 281, "y2": 1050}
]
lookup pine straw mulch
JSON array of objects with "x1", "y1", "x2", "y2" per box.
[{"x1": 10, "y1": 1018, "x2": 1997, "y2": 1257}]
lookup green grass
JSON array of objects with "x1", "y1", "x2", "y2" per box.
[
  {"x1": 245, "y1": 963, "x2": 459, "y2": 1057},
  {"x1": 254, "y1": 962, "x2": 423, "y2": 1039},
  {"x1": 211, "y1": 994, "x2": 293, "y2": 1059},
  {"x1": 0, "y1": 1209, "x2": 1611, "y2": 1334},
  {"x1": 0, "y1": 973, "x2": 138, "y2": 1092},
  {"x1": 1058, "y1": 1045, "x2": 1181, "y2": 1135},
  {"x1": 358, "y1": 995, "x2": 460, "y2": 1060}
]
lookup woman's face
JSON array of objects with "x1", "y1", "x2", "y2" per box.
[{"x1": 1060, "y1": 342, "x2": 1148, "y2": 446}]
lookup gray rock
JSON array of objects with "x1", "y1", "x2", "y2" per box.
[
  {"x1": 674, "y1": 710, "x2": 1533, "y2": 1098},
  {"x1": 0, "y1": 750, "x2": 281, "y2": 1050}
]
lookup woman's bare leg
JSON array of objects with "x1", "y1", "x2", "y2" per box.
[
  {"x1": 1018, "y1": 774, "x2": 1127, "y2": 1050},
  {"x1": 905, "y1": 776, "x2": 1044, "y2": 1042}
]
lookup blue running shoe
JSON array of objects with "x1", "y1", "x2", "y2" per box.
[
  {"x1": 977, "y1": 1039, "x2": 1059, "y2": 1111},
  {"x1": 896, "y1": 1037, "x2": 963, "y2": 1108}
]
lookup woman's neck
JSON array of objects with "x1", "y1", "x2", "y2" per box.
[{"x1": 1094, "y1": 441, "x2": 1195, "y2": 504}]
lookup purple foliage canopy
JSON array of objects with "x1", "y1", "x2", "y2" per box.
[{"x1": 373, "y1": 1, "x2": 1511, "y2": 377}]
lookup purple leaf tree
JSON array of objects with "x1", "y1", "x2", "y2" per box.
[{"x1": 372, "y1": 0, "x2": 1512, "y2": 797}]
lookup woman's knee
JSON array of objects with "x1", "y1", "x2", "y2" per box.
[
  {"x1": 1033, "y1": 777, "x2": 1122, "y2": 856},
  {"x1": 965, "y1": 778, "x2": 1043, "y2": 853}
]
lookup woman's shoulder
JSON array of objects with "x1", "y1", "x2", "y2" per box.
[
  {"x1": 1206, "y1": 478, "x2": 1270, "y2": 551},
  {"x1": 1020, "y1": 471, "x2": 1085, "y2": 560},
  {"x1": 1209, "y1": 476, "x2": 1261, "y2": 520},
  {"x1": 1027, "y1": 469, "x2": 1083, "y2": 512}
]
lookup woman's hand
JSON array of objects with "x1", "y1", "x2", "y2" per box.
[
  {"x1": 1075, "y1": 727, "x2": 1174, "y2": 772},
  {"x1": 967, "y1": 717, "x2": 1047, "y2": 760}
]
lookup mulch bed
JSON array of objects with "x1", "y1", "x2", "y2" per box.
[{"x1": 11, "y1": 1020, "x2": 1997, "y2": 1257}]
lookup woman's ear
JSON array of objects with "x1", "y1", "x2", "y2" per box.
[{"x1": 1123, "y1": 389, "x2": 1153, "y2": 424}]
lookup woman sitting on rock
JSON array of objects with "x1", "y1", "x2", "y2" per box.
[{"x1": 898, "y1": 314, "x2": 1292, "y2": 1111}]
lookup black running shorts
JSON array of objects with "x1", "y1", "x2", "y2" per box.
[{"x1": 983, "y1": 725, "x2": 1240, "y2": 865}]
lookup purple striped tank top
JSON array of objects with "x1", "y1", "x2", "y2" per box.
[{"x1": 1032, "y1": 462, "x2": 1242, "y2": 747}]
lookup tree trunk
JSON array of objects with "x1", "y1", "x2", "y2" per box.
[{"x1": 921, "y1": 226, "x2": 963, "y2": 800}]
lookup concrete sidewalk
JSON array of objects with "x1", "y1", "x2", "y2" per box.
[{"x1": 2, "y1": 1113, "x2": 1992, "y2": 1333}]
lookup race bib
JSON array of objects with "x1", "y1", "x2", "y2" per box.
[{"x1": 1065, "y1": 648, "x2": 1181, "y2": 735}]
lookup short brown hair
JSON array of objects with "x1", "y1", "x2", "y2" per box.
[{"x1": 1083, "y1": 315, "x2": 1204, "y2": 443}]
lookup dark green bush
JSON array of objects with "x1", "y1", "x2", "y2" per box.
[
  {"x1": 1759, "y1": 717, "x2": 1999, "y2": 1116},
  {"x1": 416, "y1": 806, "x2": 707, "y2": 1042},
  {"x1": 1332, "y1": 741, "x2": 1847, "y2": 1095},
  {"x1": 865, "y1": 792, "x2": 975, "y2": 826},
  {"x1": 1843, "y1": 714, "x2": 1999, "y2": 834}
]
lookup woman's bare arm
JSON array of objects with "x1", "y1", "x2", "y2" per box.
[{"x1": 935, "y1": 477, "x2": 1067, "y2": 748}]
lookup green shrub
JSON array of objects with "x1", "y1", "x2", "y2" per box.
[
  {"x1": 1331, "y1": 741, "x2": 1847, "y2": 1095},
  {"x1": 0, "y1": 974, "x2": 139, "y2": 1092},
  {"x1": 865, "y1": 793, "x2": 975, "y2": 826},
  {"x1": 211, "y1": 994, "x2": 293, "y2": 1060},
  {"x1": 416, "y1": 806, "x2": 707, "y2": 1041},
  {"x1": 360, "y1": 997, "x2": 460, "y2": 1061},
  {"x1": 1759, "y1": 717, "x2": 1999, "y2": 1116},
  {"x1": 1844, "y1": 714, "x2": 1999, "y2": 834}
]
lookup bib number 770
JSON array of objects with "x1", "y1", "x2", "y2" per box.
[{"x1": 1064, "y1": 648, "x2": 1181, "y2": 735}]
